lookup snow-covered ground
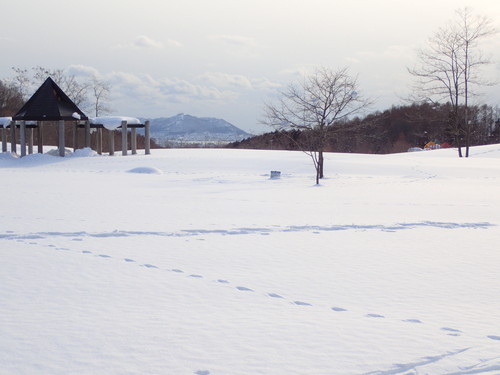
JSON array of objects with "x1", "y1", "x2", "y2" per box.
[{"x1": 1, "y1": 145, "x2": 500, "y2": 375}]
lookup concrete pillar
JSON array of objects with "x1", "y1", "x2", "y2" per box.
[
  {"x1": 85, "y1": 121, "x2": 91, "y2": 148},
  {"x1": 10, "y1": 123, "x2": 16, "y2": 154},
  {"x1": 37, "y1": 122, "x2": 44, "y2": 154},
  {"x1": 97, "y1": 127, "x2": 102, "y2": 155},
  {"x1": 73, "y1": 122, "x2": 78, "y2": 151},
  {"x1": 108, "y1": 129, "x2": 115, "y2": 156},
  {"x1": 20, "y1": 121, "x2": 26, "y2": 157},
  {"x1": 1, "y1": 126, "x2": 6, "y2": 152},
  {"x1": 131, "y1": 127, "x2": 137, "y2": 154},
  {"x1": 121, "y1": 121, "x2": 128, "y2": 156},
  {"x1": 145, "y1": 120, "x2": 151, "y2": 155},
  {"x1": 28, "y1": 128, "x2": 34, "y2": 154},
  {"x1": 58, "y1": 120, "x2": 65, "y2": 157}
]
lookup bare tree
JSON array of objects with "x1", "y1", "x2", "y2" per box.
[
  {"x1": 0, "y1": 80, "x2": 24, "y2": 116},
  {"x1": 32, "y1": 66, "x2": 90, "y2": 109},
  {"x1": 90, "y1": 76, "x2": 112, "y2": 117},
  {"x1": 264, "y1": 67, "x2": 369, "y2": 184},
  {"x1": 10, "y1": 66, "x2": 91, "y2": 110},
  {"x1": 409, "y1": 7, "x2": 497, "y2": 157}
]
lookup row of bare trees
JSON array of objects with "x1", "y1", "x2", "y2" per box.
[
  {"x1": 408, "y1": 7, "x2": 496, "y2": 158},
  {"x1": 263, "y1": 7, "x2": 497, "y2": 184},
  {"x1": 1, "y1": 66, "x2": 112, "y2": 117}
]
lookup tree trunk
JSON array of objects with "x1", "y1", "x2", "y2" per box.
[{"x1": 319, "y1": 150, "x2": 324, "y2": 179}]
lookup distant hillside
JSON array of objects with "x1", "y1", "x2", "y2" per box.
[{"x1": 142, "y1": 114, "x2": 252, "y2": 146}]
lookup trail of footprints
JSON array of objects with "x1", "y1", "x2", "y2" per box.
[{"x1": 33, "y1": 240, "x2": 500, "y2": 343}]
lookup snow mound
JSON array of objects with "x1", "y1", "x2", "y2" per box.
[
  {"x1": 127, "y1": 166, "x2": 163, "y2": 174},
  {"x1": 70, "y1": 148, "x2": 99, "y2": 158},
  {"x1": 46, "y1": 148, "x2": 73, "y2": 156},
  {"x1": 0, "y1": 152, "x2": 18, "y2": 160}
]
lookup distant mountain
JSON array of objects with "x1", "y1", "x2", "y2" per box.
[{"x1": 142, "y1": 114, "x2": 252, "y2": 146}]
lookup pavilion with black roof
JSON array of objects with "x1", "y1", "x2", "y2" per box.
[{"x1": 2, "y1": 77, "x2": 150, "y2": 157}]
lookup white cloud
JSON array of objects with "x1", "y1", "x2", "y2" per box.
[
  {"x1": 208, "y1": 34, "x2": 257, "y2": 47},
  {"x1": 166, "y1": 39, "x2": 183, "y2": 48},
  {"x1": 133, "y1": 35, "x2": 164, "y2": 49},
  {"x1": 197, "y1": 72, "x2": 253, "y2": 90},
  {"x1": 114, "y1": 35, "x2": 182, "y2": 50},
  {"x1": 66, "y1": 64, "x2": 100, "y2": 78},
  {"x1": 278, "y1": 65, "x2": 319, "y2": 78},
  {"x1": 105, "y1": 71, "x2": 237, "y2": 107}
]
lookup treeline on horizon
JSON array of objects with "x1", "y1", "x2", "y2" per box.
[{"x1": 228, "y1": 102, "x2": 500, "y2": 154}]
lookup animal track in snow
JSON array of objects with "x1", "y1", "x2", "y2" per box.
[
  {"x1": 40, "y1": 241, "x2": 491, "y2": 345},
  {"x1": 441, "y1": 327, "x2": 462, "y2": 336},
  {"x1": 236, "y1": 286, "x2": 254, "y2": 292},
  {"x1": 366, "y1": 313, "x2": 385, "y2": 318},
  {"x1": 268, "y1": 293, "x2": 284, "y2": 299},
  {"x1": 331, "y1": 307, "x2": 347, "y2": 312},
  {"x1": 403, "y1": 319, "x2": 423, "y2": 323}
]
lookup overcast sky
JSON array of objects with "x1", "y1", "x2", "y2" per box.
[{"x1": 2, "y1": 0, "x2": 500, "y2": 133}]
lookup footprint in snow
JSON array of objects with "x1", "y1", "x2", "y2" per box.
[
  {"x1": 236, "y1": 286, "x2": 254, "y2": 292},
  {"x1": 171, "y1": 269, "x2": 184, "y2": 273},
  {"x1": 217, "y1": 279, "x2": 229, "y2": 284},
  {"x1": 195, "y1": 371, "x2": 210, "y2": 375},
  {"x1": 143, "y1": 264, "x2": 158, "y2": 269},
  {"x1": 441, "y1": 327, "x2": 462, "y2": 336},
  {"x1": 124, "y1": 258, "x2": 135, "y2": 262},
  {"x1": 98, "y1": 254, "x2": 111, "y2": 258},
  {"x1": 268, "y1": 293, "x2": 284, "y2": 299},
  {"x1": 366, "y1": 313, "x2": 385, "y2": 318},
  {"x1": 487, "y1": 335, "x2": 500, "y2": 341},
  {"x1": 82, "y1": 250, "x2": 92, "y2": 254},
  {"x1": 189, "y1": 274, "x2": 203, "y2": 278},
  {"x1": 331, "y1": 307, "x2": 347, "y2": 312},
  {"x1": 403, "y1": 319, "x2": 423, "y2": 323},
  {"x1": 293, "y1": 301, "x2": 312, "y2": 306}
]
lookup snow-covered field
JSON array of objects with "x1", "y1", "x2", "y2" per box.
[{"x1": 1, "y1": 145, "x2": 500, "y2": 375}]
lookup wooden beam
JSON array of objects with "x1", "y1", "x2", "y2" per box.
[
  {"x1": 20, "y1": 121, "x2": 26, "y2": 157},
  {"x1": 121, "y1": 121, "x2": 128, "y2": 156},
  {"x1": 145, "y1": 120, "x2": 151, "y2": 155},
  {"x1": 58, "y1": 120, "x2": 65, "y2": 157}
]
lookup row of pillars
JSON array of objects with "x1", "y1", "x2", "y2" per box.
[{"x1": 1, "y1": 120, "x2": 151, "y2": 157}]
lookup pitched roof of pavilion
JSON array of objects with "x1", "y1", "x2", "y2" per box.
[{"x1": 13, "y1": 77, "x2": 88, "y2": 121}]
